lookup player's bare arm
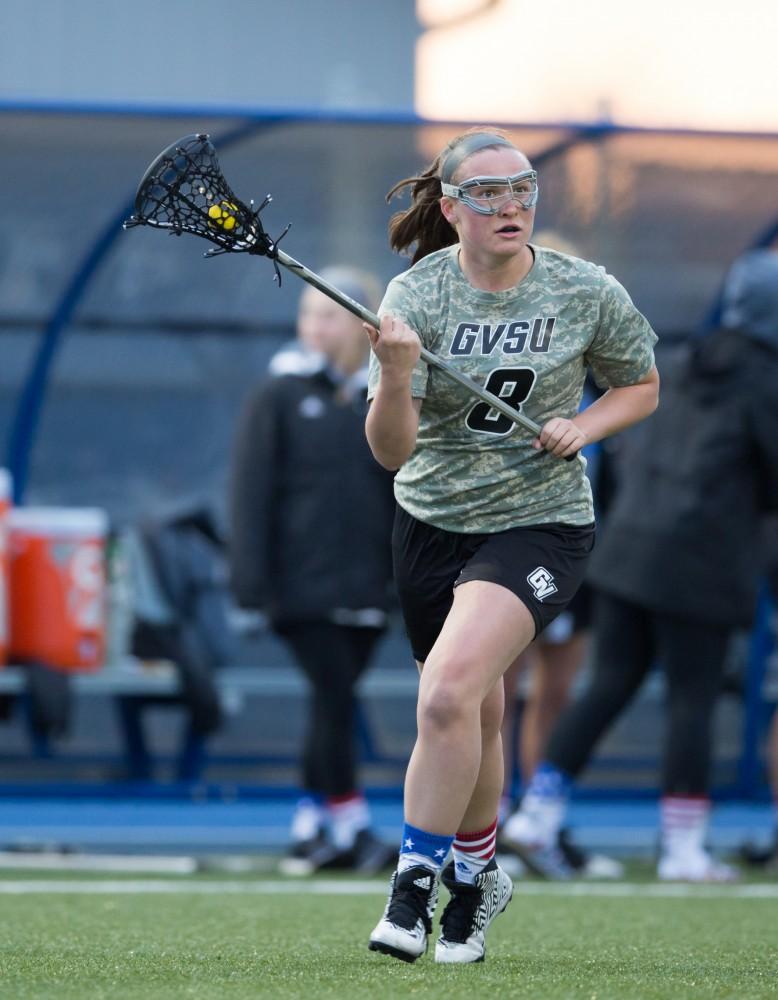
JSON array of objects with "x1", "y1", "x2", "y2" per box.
[
  {"x1": 535, "y1": 364, "x2": 660, "y2": 457},
  {"x1": 364, "y1": 314, "x2": 423, "y2": 470}
]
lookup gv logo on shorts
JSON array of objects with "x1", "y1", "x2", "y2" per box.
[{"x1": 527, "y1": 566, "x2": 557, "y2": 600}]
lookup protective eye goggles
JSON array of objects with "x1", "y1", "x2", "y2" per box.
[{"x1": 440, "y1": 169, "x2": 539, "y2": 215}]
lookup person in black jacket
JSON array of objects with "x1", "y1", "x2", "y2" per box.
[
  {"x1": 229, "y1": 267, "x2": 397, "y2": 875},
  {"x1": 501, "y1": 247, "x2": 778, "y2": 881},
  {"x1": 740, "y1": 516, "x2": 778, "y2": 871}
]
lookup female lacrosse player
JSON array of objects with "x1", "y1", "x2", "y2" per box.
[{"x1": 364, "y1": 128, "x2": 659, "y2": 964}]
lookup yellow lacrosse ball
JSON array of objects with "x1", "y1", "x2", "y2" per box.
[{"x1": 207, "y1": 201, "x2": 238, "y2": 231}]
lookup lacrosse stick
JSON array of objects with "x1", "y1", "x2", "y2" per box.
[{"x1": 124, "y1": 133, "x2": 566, "y2": 447}]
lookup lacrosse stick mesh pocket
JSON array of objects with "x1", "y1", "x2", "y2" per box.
[{"x1": 127, "y1": 133, "x2": 262, "y2": 253}]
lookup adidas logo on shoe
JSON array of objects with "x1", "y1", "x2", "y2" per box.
[{"x1": 368, "y1": 866, "x2": 439, "y2": 963}]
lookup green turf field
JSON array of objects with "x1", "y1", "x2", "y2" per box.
[{"x1": 0, "y1": 871, "x2": 776, "y2": 999}]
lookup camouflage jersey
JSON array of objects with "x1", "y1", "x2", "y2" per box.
[{"x1": 367, "y1": 244, "x2": 657, "y2": 533}]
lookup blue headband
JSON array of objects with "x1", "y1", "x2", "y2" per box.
[{"x1": 439, "y1": 133, "x2": 514, "y2": 184}]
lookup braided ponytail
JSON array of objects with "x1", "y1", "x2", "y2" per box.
[{"x1": 386, "y1": 128, "x2": 514, "y2": 265}]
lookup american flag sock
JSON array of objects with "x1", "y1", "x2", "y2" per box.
[
  {"x1": 452, "y1": 818, "x2": 498, "y2": 884},
  {"x1": 397, "y1": 822, "x2": 454, "y2": 874}
]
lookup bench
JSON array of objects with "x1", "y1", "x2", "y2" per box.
[{"x1": 0, "y1": 659, "x2": 421, "y2": 783}]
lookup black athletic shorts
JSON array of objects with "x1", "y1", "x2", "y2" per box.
[{"x1": 392, "y1": 503, "x2": 595, "y2": 663}]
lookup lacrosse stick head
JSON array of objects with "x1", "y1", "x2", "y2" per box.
[{"x1": 124, "y1": 133, "x2": 282, "y2": 259}]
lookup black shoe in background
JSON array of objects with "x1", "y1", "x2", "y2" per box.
[
  {"x1": 316, "y1": 828, "x2": 396, "y2": 875},
  {"x1": 280, "y1": 826, "x2": 397, "y2": 876},
  {"x1": 739, "y1": 834, "x2": 778, "y2": 869},
  {"x1": 351, "y1": 829, "x2": 397, "y2": 875},
  {"x1": 557, "y1": 827, "x2": 625, "y2": 879},
  {"x1": 557, "y1": 827, "x2": 588, "y2": 871},
  {"x1": 278, "y1": 830, "x2": 332, "y2": 875}
]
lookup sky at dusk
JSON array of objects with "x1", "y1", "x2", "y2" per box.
[{"x1": 417, "y1": 0, "x2": 777, "y2": 132}]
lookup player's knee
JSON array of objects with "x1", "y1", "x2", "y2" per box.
[{"x1": 417, "y1": 678, "x2": 473, "y2": 736}]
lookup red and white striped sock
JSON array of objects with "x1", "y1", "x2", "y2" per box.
[
  {"x1": 660, "y1": 795, "x2": 709, "y2": 860},
  {"x1": 452, "y1": 819, "x2": 498, "y2": 884}
]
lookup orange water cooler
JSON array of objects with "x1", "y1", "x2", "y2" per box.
[
  {"x1": 0, "y1": 469, "x2": 11, "y2": 666},
  {"x1": 8, "y1": 507, "x2": 108, "y2": 672}
]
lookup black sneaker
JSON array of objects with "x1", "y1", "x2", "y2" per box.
[
  {"x1": 351, "y1": 829, "x2": 397, "y2": 875},
  {"x1": 557, "y1": 827, "x2": 587, "y2": 871},
  {"x1": 739, "y1": 834, "x2": 778, "y2": 870},
  {"x1": 434, "y1": 859, "x2": 513, "y2": 963},
  {"x1": 308, "y1": 829, "x2": 396, "y2": 875},
  {"x1": 557, "y1": 828, "x2": 625, "y2": 879},
  {"x1": 277, "y1": 830, "x2": 333, "y2": 876},
  {"x1": 368, "y1": 865, "x2": 439, "y2": 962}
]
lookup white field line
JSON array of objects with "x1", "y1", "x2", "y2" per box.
[
  {"x1": 0, "y1": 852, "x2": 197, "y2": 874},
  {"x1": 0, "y1": 879, "x2": 778, "y2": 898}
]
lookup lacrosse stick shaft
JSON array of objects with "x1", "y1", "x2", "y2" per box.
[
  {"x1": 123, "y1": 132, "x2": 548, "y2": 442},
  {"x1": 273, "y1": 248, "x2": 543, "y2": 438}
]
